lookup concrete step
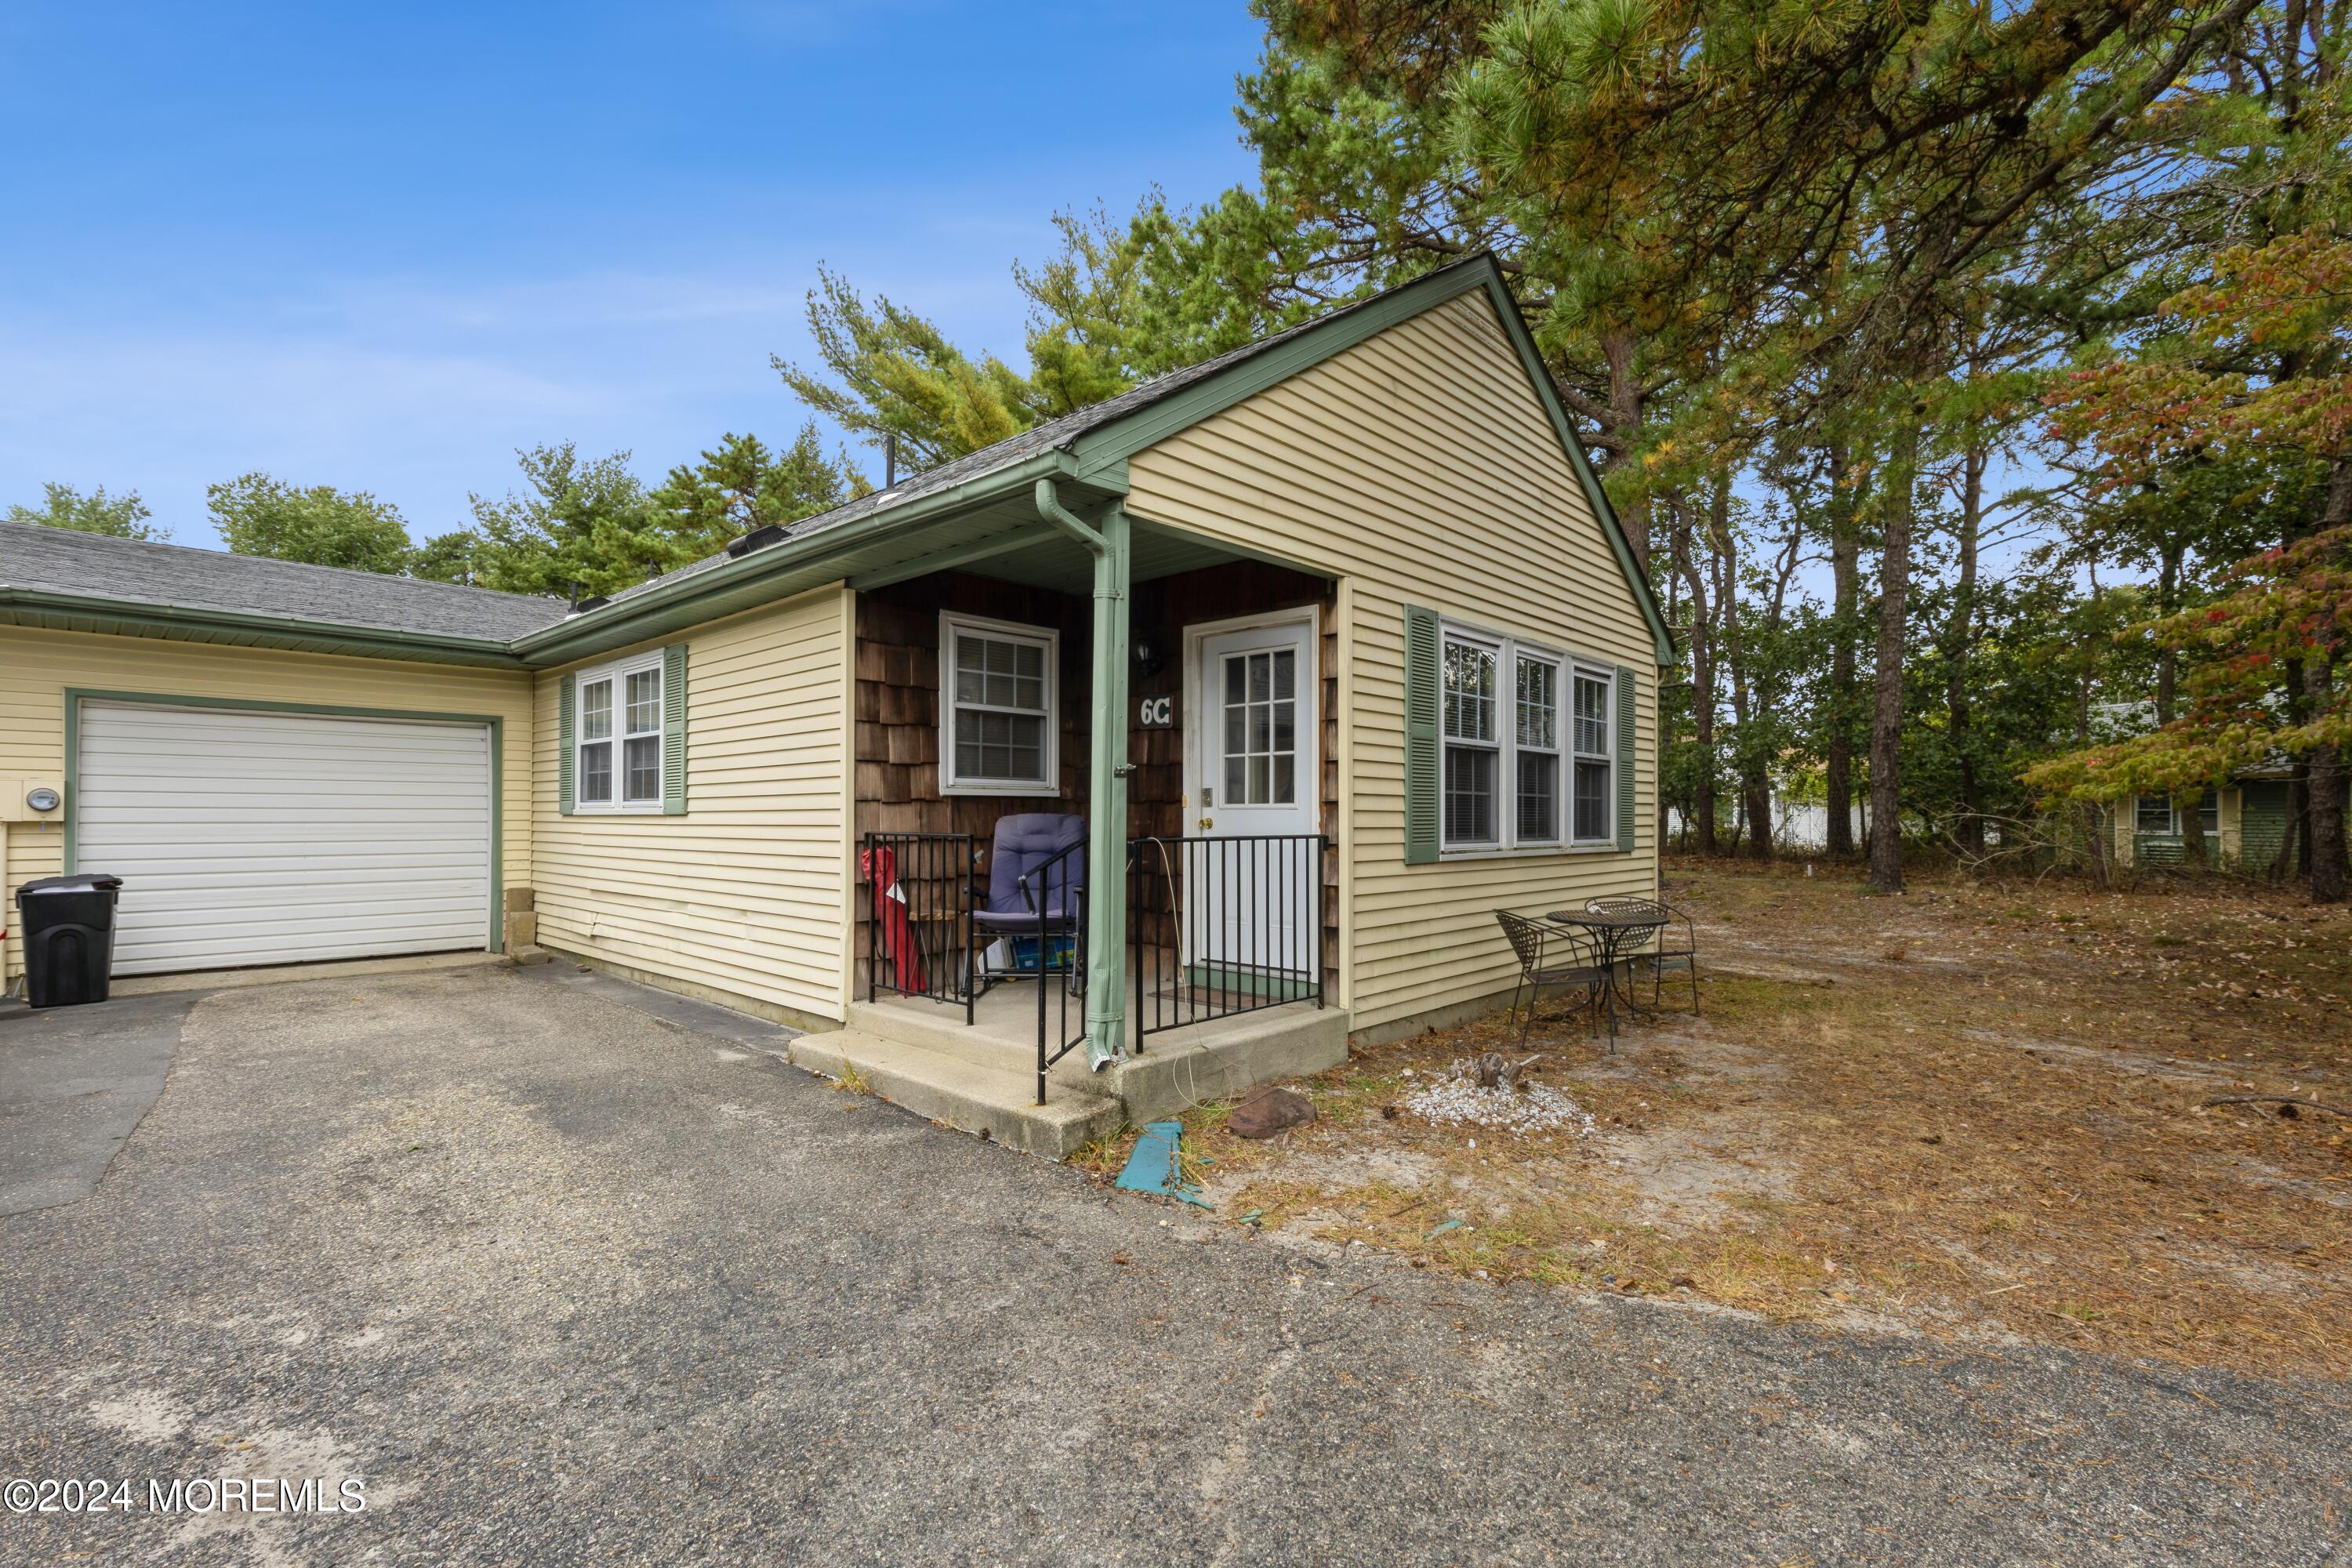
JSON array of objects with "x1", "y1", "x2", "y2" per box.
[
  {"x1": 789, "y1": 1029, "x2": 1123, "y2": 1160},
  {"x1": 844, "y1": 996, "x2": 1353, "y2": 1126},
  {"x1": 846, "y1": 996, "x2": 1072, "y2": 1073}
]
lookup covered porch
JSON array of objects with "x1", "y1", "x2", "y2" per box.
[{"x1": 840, "y1": 481, "x2": 1347, "y2": 1132}]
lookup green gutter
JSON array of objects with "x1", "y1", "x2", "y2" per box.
[
  {"x1": 0, "y1": 586, "x2": 532, "y2": 668},
  {"x1": 1035, "y1": 480, "x2": 1131, "y2": 1072}
]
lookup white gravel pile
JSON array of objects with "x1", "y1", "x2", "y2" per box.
[{"x1": 1403, "y1": 1079, "x2": 1599, "y2": 1136}]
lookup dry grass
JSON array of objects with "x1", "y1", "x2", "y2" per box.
[{"x1": 1116, "y1": 858, "x2": 2352, "y2": 1381}]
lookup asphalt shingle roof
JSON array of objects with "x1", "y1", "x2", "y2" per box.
[{"x1": 0, "y1": 521, "x2": 570, "y2": 642}]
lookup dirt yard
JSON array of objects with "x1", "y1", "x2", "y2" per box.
[{"x1": 1094, "y1": 858, "x2": 2352, "y2": 1381}]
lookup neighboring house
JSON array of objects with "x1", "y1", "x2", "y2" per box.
[
  {"x1": 2113, "y1": 774, "x2": 2341, "y2": 874},
  {"x1": 2084, "y1": 700, "x2": 2339, "y2": 877},
  {"x1": 1, "y1": 253, "x2": 1672, "y2": 1152}
]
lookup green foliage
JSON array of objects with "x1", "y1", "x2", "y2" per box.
[
  {"x1": 463, "y1": 443, "x2": 677, "y2": 601},
  {"x1": 206, "y1": 473, "x2": 414, "y2": 574},
  {"x1": 408, "y1": 529, "x2": 485, "y2": 586},
  {"x1": 648, "y1": 423, "x2": 869, "y2": 553},
  {"x1": 2024, "y1": 524, "x2": 2352, "y2": 802},
  {"x1": 5, "y1": 482, "x2": 162, "y2": 541},
  {"x1": 774, "y1": 267, "x2": 1043, "y2": 468}
]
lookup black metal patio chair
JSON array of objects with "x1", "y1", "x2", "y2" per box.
[
  {"x1": 971, "y1": 813, "x2": 1087, "y2": 999},
  {"x1": 1494, "y1": 911, "x2": 1606, "y2": 1049},
  {"x1": 1584, "y1": 895, "x2": 1700, "y2": 1017}
]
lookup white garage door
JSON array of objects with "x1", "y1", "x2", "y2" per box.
[{"x1": 75, "y1": 702, "x2": 494, "y2": 975}]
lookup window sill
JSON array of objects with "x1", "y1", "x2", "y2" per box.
[
  {"x1": 939, "y1": 780, "x2": 1061, "y2": 800},
  {"x1": 572, "y1": 802, "x2": 668, "y2": 816},
  {"x1": 1439, "y1": 841, "x2": 1624, "y2": 861}
]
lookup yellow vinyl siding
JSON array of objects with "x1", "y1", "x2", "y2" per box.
[
  {"x1": 1125, "y1": 290, "x2": 1658, "y2": 1033},
  {"x1": 0, "y1": 625, "x2": 532, "y2": 979},
  {"x1": 533, "y1": 585, "x2": 851, "y2": 1024}
]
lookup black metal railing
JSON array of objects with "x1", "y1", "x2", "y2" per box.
[
  {"x1": 866, "y1": 830, "x2": 1329, "y2": 1107},
  {"x1": 1127, "y1": 834, "x2": 1327, "y2": 1041},
  {"x1": 861, "y1": 832, "x2": 977, "y2": 1023},
  {"x1": 1022, "y1": 838, "x2": 1090, "y2": 1105}
]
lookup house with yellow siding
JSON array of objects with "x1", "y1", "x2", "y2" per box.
[{"x1": 1, "y1": 254, "x2": 1673, "y2": 1155}]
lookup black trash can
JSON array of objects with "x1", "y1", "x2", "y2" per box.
[{"x1": 16, "y1": 873, "x2": 124, "y2": 1008}]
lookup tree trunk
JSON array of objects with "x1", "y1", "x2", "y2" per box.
[
  {"x1": 1824, "y1": 440, "x2": 1860, "y2": 858},
  {"x1": 2303, "y1": 459, "x2": 2351, "y2": 902},
  {"x1": 1868, "y1": 416, "x2": 1922, "y2": 893},
  {"x1": 1602, "y1": 327, "x2": 1650, "y2": 576},
  {"x1": 1944, "y1": 445, "x2": 1984, "y2": 860},
  {"x1": 2308, "y1": 656, "x2": 2348, "y2": 903},
  {"x1": 1671, "y1": 495, "x2": 1718, "y2": 855},
  {"x1": 2180, "y1": 789, "x2": 2212, "y2": 874},
  {"x1": 2273, "y1": 770, "x2": 2306, "y2": 884}
]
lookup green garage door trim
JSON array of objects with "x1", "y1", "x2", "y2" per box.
[{"x1": 63, "y1": 688, "x2": 505, "y2": 960}]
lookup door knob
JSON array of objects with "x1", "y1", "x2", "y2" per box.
[{"x1": 1199, "y1": 816, "x2": 1214, "y2": 829}]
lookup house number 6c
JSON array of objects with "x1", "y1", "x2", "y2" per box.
[{"x1": 1137, "y1": 695, "x2": 1174, "y2": 728}]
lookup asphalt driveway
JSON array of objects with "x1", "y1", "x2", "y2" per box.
[{"x1": 1, "y1": 964, "x2": 2347, "y2": 1566}]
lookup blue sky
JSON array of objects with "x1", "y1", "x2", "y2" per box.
[{"x1": 0, "y1": 2, "x2": 1265, "y2": 547}]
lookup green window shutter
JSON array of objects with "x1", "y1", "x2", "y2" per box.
[
  {"x1": 1616, "y1": 665, "x2": 1639, "y2": 851},
  {"x1": 557, "y1": 673, "x2": 576, "y2": 816},
  {"x1": 1403, "y1": 605, "x2": 1442, "y2": 866},
  {"x1": 662, "y1": 643, "x2": 688, "y2": 816}
]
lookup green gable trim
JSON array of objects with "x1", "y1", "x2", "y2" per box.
[
  {"x1": 1063, "y1": 256, "x2": 1678, "y2": 670},
  {"x1": 60, "y1": 688, "x2": 506, "y2": 955}
]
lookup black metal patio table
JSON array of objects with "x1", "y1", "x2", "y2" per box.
[{"x1": 1544, "y1": 902, "x2": 1668, "y2": 1046}]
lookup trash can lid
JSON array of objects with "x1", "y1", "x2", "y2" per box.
[{"x1": 16, "y1": 873, "x2": 124, "y2": 899}]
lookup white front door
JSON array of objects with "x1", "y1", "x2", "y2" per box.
[{"x1": 1185, "y1": 613, "x2": 1319, "y2": 985}]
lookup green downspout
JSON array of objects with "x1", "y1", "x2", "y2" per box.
[{"x1": 1033, "y1": 479, "x2": 1131, "y2": 1069}]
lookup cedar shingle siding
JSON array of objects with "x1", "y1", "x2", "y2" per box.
[{"x1": 850, "y1": 562, "x2": 1342, "y2": 1000}]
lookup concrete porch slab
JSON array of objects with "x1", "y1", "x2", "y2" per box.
[{"x1": 837, "y1": 984, "x2": 1351, "y2": 1144}]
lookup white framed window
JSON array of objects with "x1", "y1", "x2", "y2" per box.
[
  {"x1": 939, "y1": 612, "x2": 1058, "y2": 796},
  {"x1": 1570, "y1": 666, "x2": 1614, "y2": 843},
  {"x1": 1516, "y1": 652, "x2": 1561, "y2": 844},
  {"x1": 2136, "y1": 793, "x2": 2218, "y2": 835},
  {"x1": 1442, "y1": 632, "x2": 1500, "y2": 845},
  {"x1": 1440, "y1": 619, "x2": 1613, "y2": 853},
  {"x1": 575, "y1": 651, "x2": 664, "y2": 813}
]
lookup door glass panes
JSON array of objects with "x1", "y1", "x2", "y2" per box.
[
  {"x1": 1221, "y1": 648, "x2": 1298, "y2": 805},
  {"x1": 577, "y1": 678, "x2": 613, "y2": 804}
]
